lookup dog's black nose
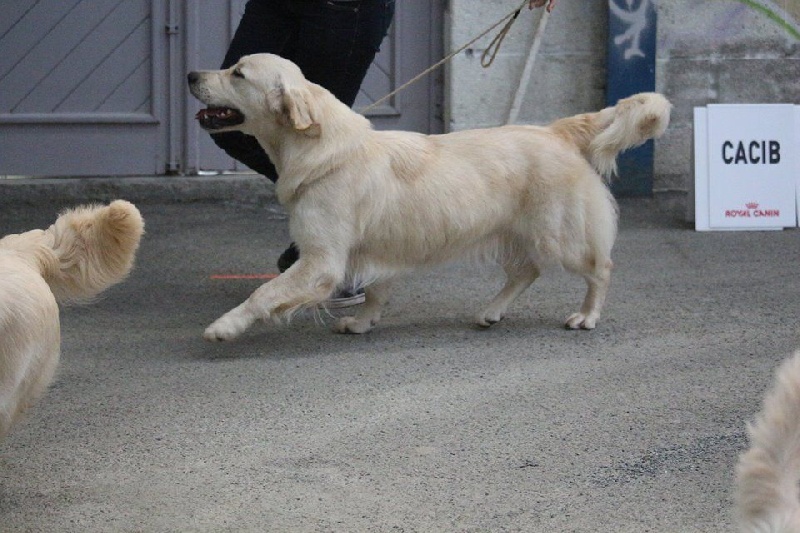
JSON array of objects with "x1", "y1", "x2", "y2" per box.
[{"x1": 187, "y1": 72, "x2": 200, "y2": 85}]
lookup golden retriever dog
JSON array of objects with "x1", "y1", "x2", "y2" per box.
[
  {"x1": 188, "y1": 53, "x2": 670, "y2": 342},
  {"x1": 736, "y1": 351, "x2": 800, "y2": 532},
  {"x1": 0, "y1": 200, "x2": 144, "y2": 438}
]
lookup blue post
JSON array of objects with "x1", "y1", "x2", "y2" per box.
[{"x1": 607, "y1": 0, "x2": 658, "y2": 197}]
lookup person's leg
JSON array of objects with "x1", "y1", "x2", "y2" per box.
[
  {"x1": 210, "y1": 0, "x2": 299, "y2": 181},
  {"x1": 291, "y1": 0, "x2": 395, "y2": 106}
]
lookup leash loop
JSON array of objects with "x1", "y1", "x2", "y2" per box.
[{"x1": 481, "y1": 5, "x2": 522, "y2": 68}]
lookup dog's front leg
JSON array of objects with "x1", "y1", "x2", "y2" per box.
[
  {"x1": 203, "y1": 297, "x2": 261, "y2": 342},
  {"x1": 204, "y1": 257, "x2": 344, "y2": 342},
  {"x1": 334, "y1": 281, "x2": 392, "y2": 334}
]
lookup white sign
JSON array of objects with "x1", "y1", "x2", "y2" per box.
[
  {"x1": 694, "y1": 104, "x2": 797, "y2": 231},
  {"x1": 796, "y1": 106, "x2": 800, "y2": 226}
]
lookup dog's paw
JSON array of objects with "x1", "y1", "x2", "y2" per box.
[
  {"x1": 334, "y1": 316, "x2": 375, "y2": 334},
  {"x1": 204, "y1": 315, "x2": 246, "y2": 342},
  {"x1": 565, "y1": 312, "x2": 597, "y2": 330},
  {"x1": 475, "y1": 311, "x2": 504, "y2": 328}
]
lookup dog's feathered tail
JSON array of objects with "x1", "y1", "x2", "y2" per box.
[
  {"x1": 736, "y1": 351, "x2": 800, "y2": 533},
  {"x1": 549, "y1": 92, "x2": 671, "y2": 179},
  {"x1": 44, "y1": 200, "x2": 144, "y2": 303},
  {"x1": 8, "y1": 200, "x2": 147, "y2": 303}
]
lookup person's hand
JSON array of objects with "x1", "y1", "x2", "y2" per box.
[{"x1": 528, "y1": 0, "x2": 556, "y2": 12}]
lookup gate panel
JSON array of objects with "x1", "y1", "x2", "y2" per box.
[
  {"x1": 185, "y1": 0, "x2": 246, "y2": 173},
  {"x1": 0, "y1": 0, "x2": 168, "y2": 176},
  {"x1": 356, "y1": 0, "x2": 443, "y2": 134}
]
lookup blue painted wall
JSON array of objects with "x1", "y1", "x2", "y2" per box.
[{"x1": 607, "y1": 0, "x2": 657, "y2": 197}]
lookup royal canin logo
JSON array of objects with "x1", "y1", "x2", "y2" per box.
[{"x1": 725, "y1": 202, "x2": 779, "y2": 218}]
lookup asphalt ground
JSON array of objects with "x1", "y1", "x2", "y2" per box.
[{"x1": 0, "y1": 182, "x2": 799, "y2": 532}]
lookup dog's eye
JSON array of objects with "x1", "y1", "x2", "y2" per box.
[{"x1": 232, "y1": 68, "x2": 245, "y2": 79}]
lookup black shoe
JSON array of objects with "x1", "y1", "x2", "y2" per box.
[{"x1": 277, "y1": 242, "x2": 299, "y2": 273}]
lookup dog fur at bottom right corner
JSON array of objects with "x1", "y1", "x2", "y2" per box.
[{"x1": 736, "y1": 350, "x2": 800, "y2": 532}]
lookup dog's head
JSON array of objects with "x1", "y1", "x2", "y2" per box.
[{"x1": 188, "y1": 53, "x2": 320, "y2": 137}]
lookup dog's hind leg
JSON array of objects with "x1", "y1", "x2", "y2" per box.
[
  {"x1": 204, "y1": 256, "x2": 344, "y2": 342},
  {"x1": 476, "y1": 260, "x2": 540, "y2": 328},
  {"x1": 334, "y1": 281, "x2": 393, "y2": 334},
  {"x1": 565, "y1": 258, "x2": 612, "y2": 330}
]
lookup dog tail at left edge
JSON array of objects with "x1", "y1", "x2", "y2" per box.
[
  {"x1": 735, "y1": 351, "x2": 800, "y2": 533},
  {"x1": 45, "y1": 200, "x2": 145, "y2": 303}
]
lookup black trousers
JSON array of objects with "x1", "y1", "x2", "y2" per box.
[{"x1": 211, "y1": 0, "x2": 395, "y2": 181}]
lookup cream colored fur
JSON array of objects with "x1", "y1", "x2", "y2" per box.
[
  {"x1": 736, "y1": 351, "x2": 800, "y2": 532},
  {"x1": 188, "y1": 53, "x2": 671, "y2": 342},
  {"x1": 0, "y1": 200, "x2": 144, "y2": 438}
]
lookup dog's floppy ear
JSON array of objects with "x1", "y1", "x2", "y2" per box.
[{"x1": 266, "y1": 81, "x2": 321, "y2": 137}]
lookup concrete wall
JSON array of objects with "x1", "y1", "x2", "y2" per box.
[
  {"x1": 445, "y1": 0, "x2": 799, "y2": 215},
  {"x1": 445, "y1": 0, "x2": 607, "y2": 131},
  {"x1": 656, "y1": 0, "x2": 800, "y2": 217}
]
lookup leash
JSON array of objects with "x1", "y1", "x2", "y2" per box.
[
  {"x1": 506, "y1": 9, "x2": 550, "y2": 124},
  {"x1": 359, "y1": 0, "x2": 531, "y2": 114}
]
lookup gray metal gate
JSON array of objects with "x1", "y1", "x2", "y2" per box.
[{"x1": 0, "y1": 0, "x2": 442, "y2": 177}]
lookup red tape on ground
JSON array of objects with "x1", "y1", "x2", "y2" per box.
[{"x1": 210, "y1": 273, "x2": 279, "y2": 280}]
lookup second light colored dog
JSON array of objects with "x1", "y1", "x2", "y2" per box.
[{"x1": 0, "y1": 201, "x2": 144, "y2": 438}]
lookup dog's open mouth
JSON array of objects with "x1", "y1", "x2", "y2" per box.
[{"x1": 195, "y1": 106, "x2": 245, "y2": 131}]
